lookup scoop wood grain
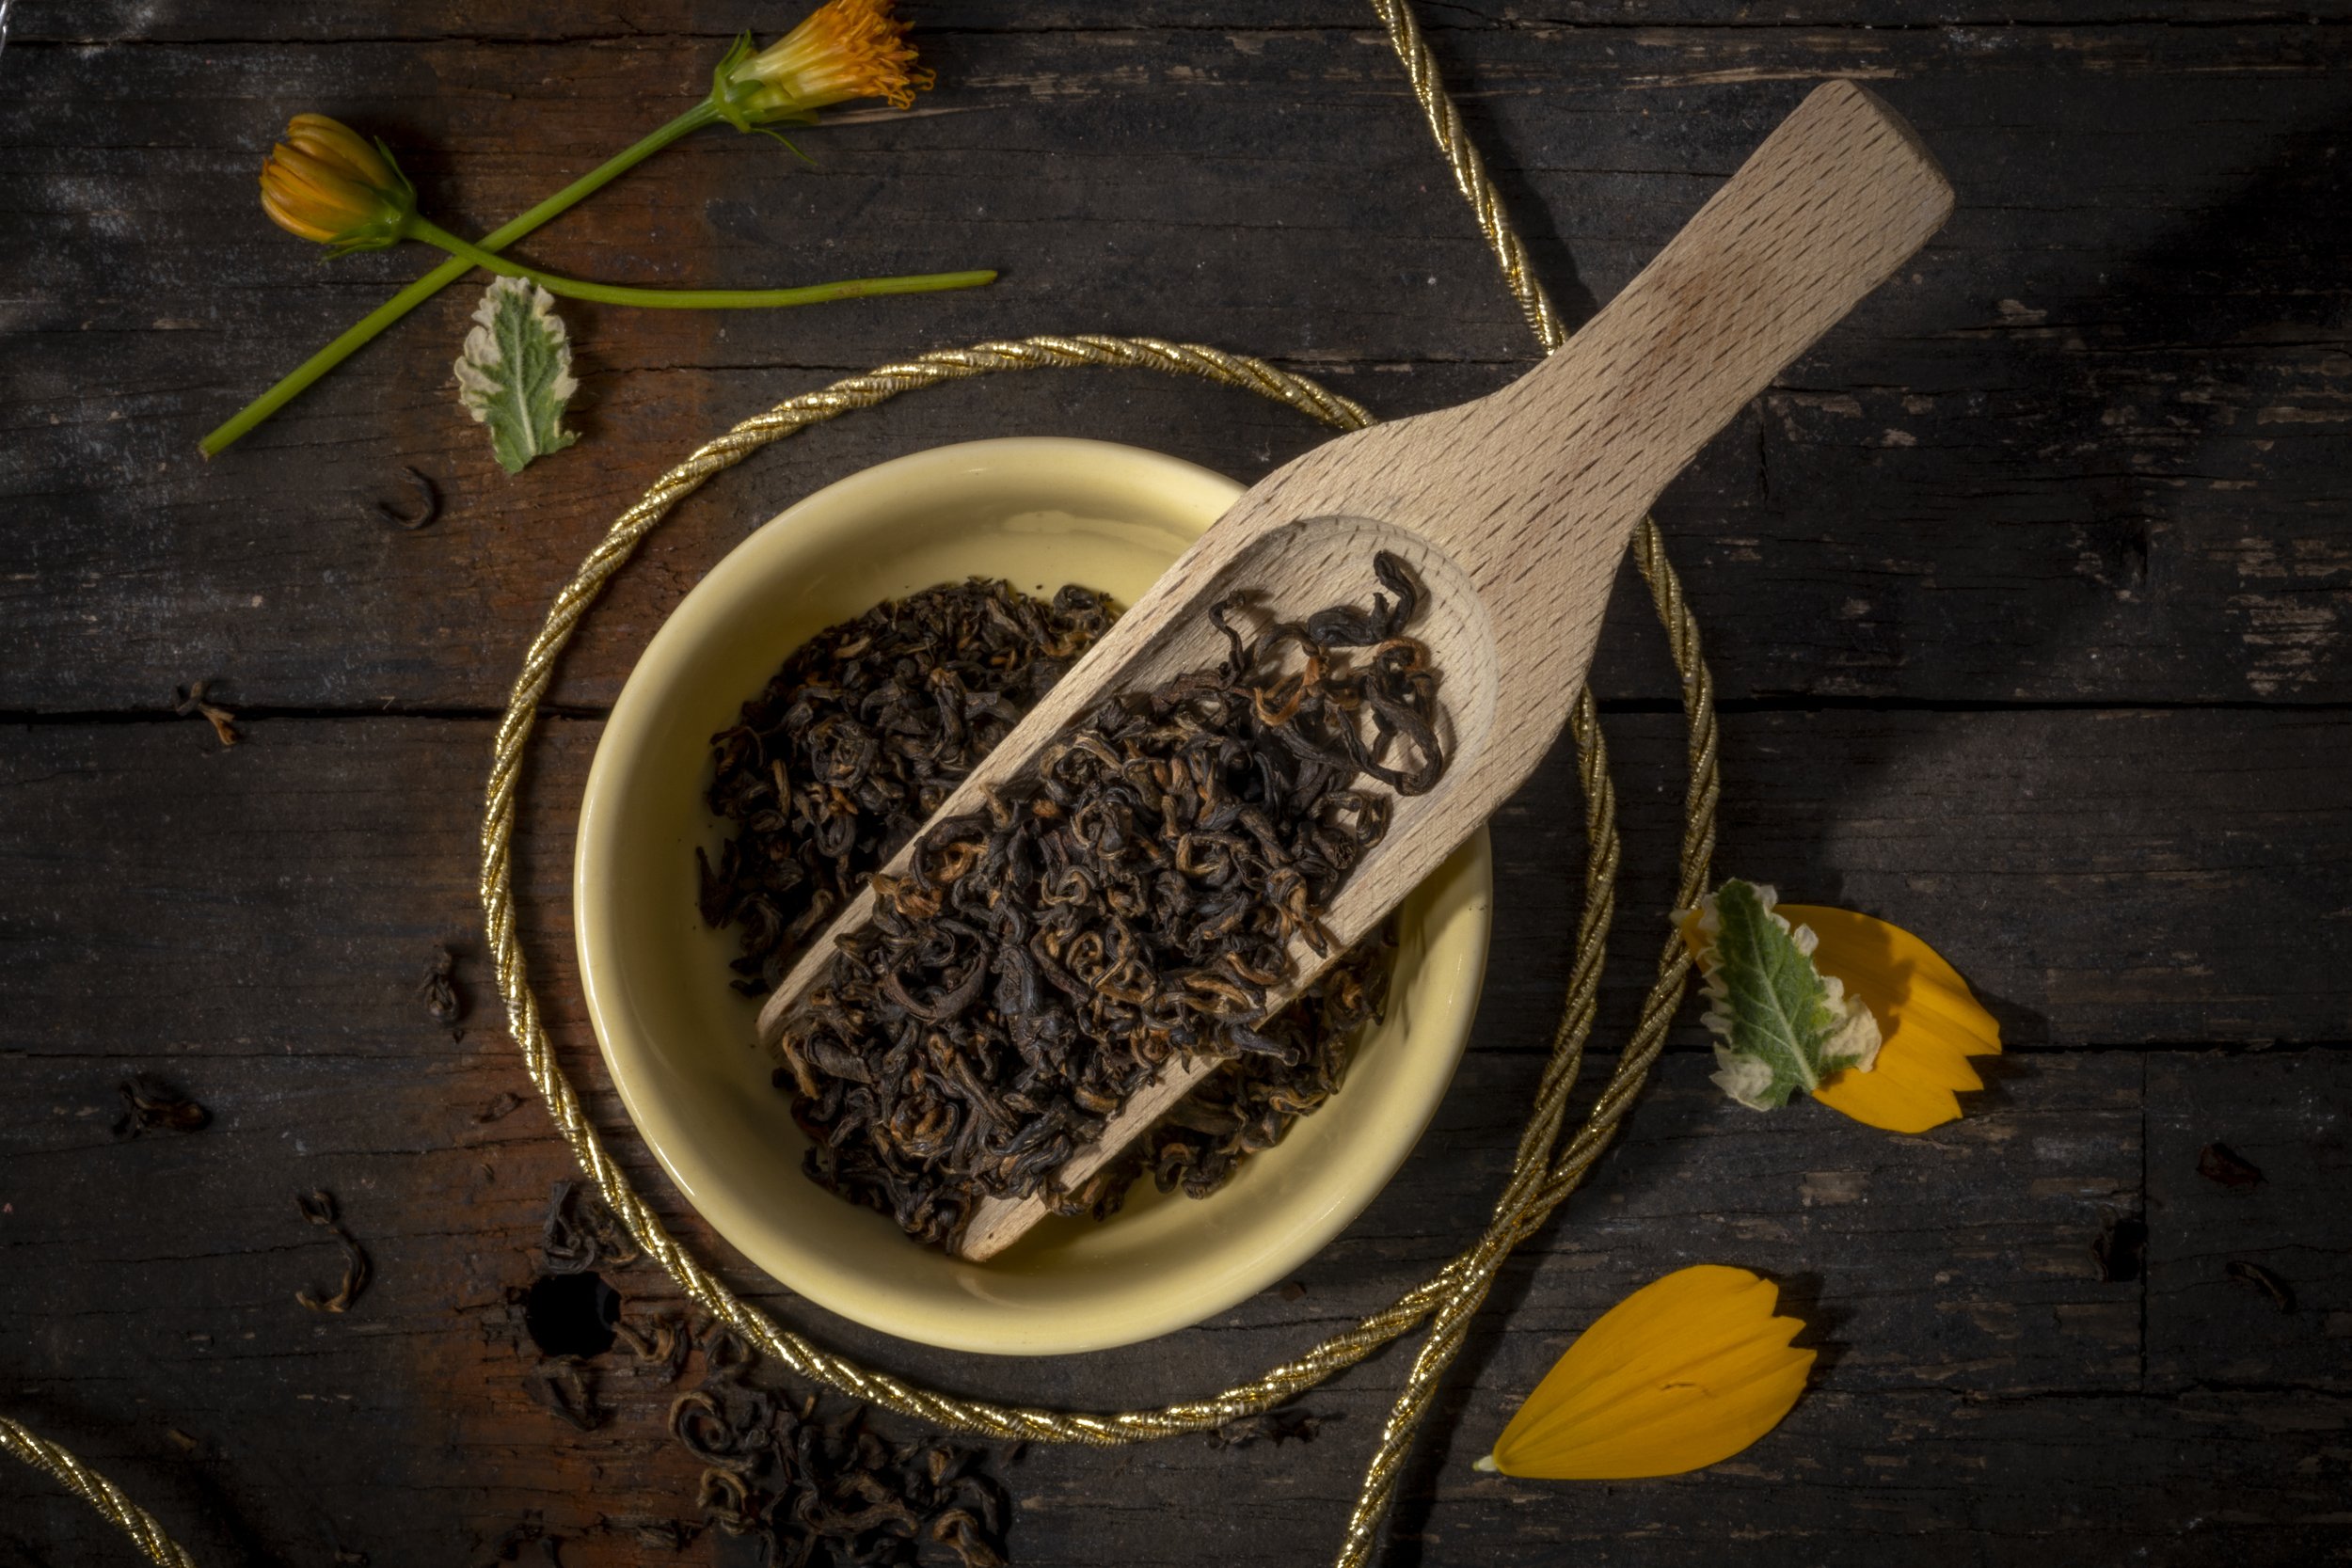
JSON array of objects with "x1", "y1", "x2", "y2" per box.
[{"x1": 753, "y1": 80, "x2": 1953, "y2": 1263}]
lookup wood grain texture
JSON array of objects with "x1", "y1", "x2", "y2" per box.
[
  {"x1": 4, "y1": 22, "x2": 2349, "y2": 710},
  {"x1": 4, "y1": 3, "x2": 2349, "y2": 1564}
]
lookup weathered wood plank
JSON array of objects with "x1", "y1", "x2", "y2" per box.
[
  {"x1": 7, "y1": 1049, "x2": 2344, "y2": 1565},
  {"x1": 2147, "y1": 1051, "x2": 2352, "y2": 1394},
  {"x1": 13, "y1": 4, "x2": 2344, "y2": 43},
  {"x1": 2, "y1": 705, "x2": 2346, "y2": 1064},
  {"x1": 4, "y1": 23, "x2": 2348, "y2": 709}
]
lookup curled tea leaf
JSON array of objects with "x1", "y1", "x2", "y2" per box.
[
  {"x1": 114, "y1": 1072, "x2": 210, "y2": 1138},
  {"x1": 294, "y1": 1189, "x2": 372, "y2": 1314},
  {"x1": 541, "y1": 1179, "x2": 638, "y2": 1274},
  {"x1": 527, "y1": 1357, "x2": 607, "y2": 1430},
  {"x1": 373, "y1": 465, "x2": 439, "y2": 530},
  {"x1": 453, "y1": 276, "x2": 579, "y2": 475},
  {"x1": 2224, "y1": 1259, "x2": 2295, "y2": 1313},
  {"x1": 613, "y1": 1311, "x2": 691, "y2": 1384},
  {"x1": 1206, "y1": 1408, "x2": 1326, "y2": 1449},
  {"x1": 173, "y1": 681, "x2": 239, "y2": 747},
  {"x1": 2198, "y1": 1141, "x2": 2263, "y2": 1191},
  {"x1": 418, "y1": 944, "x2": 464, "y2": 1027}
]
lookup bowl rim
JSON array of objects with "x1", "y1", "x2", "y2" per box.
[{"x1": 574, "y1": 435, "x2": 1492, "y2": 1354}]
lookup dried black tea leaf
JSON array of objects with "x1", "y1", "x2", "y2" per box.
[
  {"x1": 527, "y1": 1356, "x2": 608, "y2": 1430},
  {"x1": 419, "y1": 945, "x2": 466, "y2": 1027},
  {"x1": 669, "y1": 1318, "x2": 1013, "y2": 1567},
  {"x1": 1206, "y1": 1408, "x2": 1327, "y2": 1449},
  {"x1": 773, "y1": 554, "x2": 1445, "y2": 1247},
  {"x1": 541, "y1": 1179, "x2": 640, "y2": 1275},
  {"x1": 696, "y1": 1468, "x2": 758, "y2": 1536},
  {"x1": 2091, "y1": 1212, "x2": 2147, "y2": 1284},
  {"x1": 294, "y1": 1189, "x2": 372, "y2": 1314},
  {"x1": 480, "y1": 1524, "x2": 563, "y2": 1566},
  {"x1": 475, "y1": 1090, "x2": 525, "y2": 1124},
  {"x1": 613, "y1": 1311, "x2": 691, "y2": 1383},
  {"x1": 2224, "y1": 1259, "x2": 2295, "y2": 1313},
  {"x1": 113, "y1": 1072, "x2": 210, "y2": 1138},
  {"x1": 612, "y1": 1517, "x2": 697, "y2": 1552},
  {"x1": 173, "y1": 680, "x2": 239, "y2": 747},
  {"x1": 2197, "y1": 1141, "x2": 2264, "y2": 1191},
  {"x1": 374, "y1": 465, "x2": 440, "y2": 531}
]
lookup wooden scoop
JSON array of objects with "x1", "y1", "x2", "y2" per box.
[{"x1": 758, "y1": 81, "x2": 1953, "y2": 1261}]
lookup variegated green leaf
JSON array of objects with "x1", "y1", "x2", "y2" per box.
[
  {"x1": 1684, "y1": 879, "x2": 1882, "y2": 1111},
  {"x1": 453, "y1": 276, "x2": 579, "y2": 475}
]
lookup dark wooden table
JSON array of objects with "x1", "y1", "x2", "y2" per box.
[{"x1": 6, "y1": 5, "x2": 2350, "y2": 1565}]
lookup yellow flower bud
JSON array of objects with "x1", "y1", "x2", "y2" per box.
[
  {"x1": 259, "y1": 114, "x2": 415, "y2": 255},
  {"x1": 712, "y1": 0, "x2": 934, "y2": 130}
]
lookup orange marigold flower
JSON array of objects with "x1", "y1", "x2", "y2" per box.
[
  {"x1": 1779, "y1": 903, "x2": 2003, "y2": 1133},
  {"x1": 1478, "y1": 1265, "x2": 1813, "y2": 1480},
  {"x1": 715, "y1": 0, "x2": 935, "y2": 128},
  {"x1": 259, "y1": 114, "x2": 414, "y2": 254}
]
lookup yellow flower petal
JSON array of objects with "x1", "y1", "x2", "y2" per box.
[
  {"x1": 1486, "y1": 1264, "x2": 1814, "y2": 1481},
  {"x1": 1778, "y1": 905, "x2": 2002, "y2": 1133}
]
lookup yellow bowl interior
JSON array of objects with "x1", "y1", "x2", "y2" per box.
[{"x1": 576, "y1": 436, "x2": 1492, "y2": 1355}]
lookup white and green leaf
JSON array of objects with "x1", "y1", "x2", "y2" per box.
[
  {"x1": 453, "y1": 276, "x2": 579, "y2": 475},
  {"x1": 1684, "y1": 879, "x2": 1882, "y2": 1111}
]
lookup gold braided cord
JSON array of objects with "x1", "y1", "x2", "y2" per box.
[
  {"x1": 1334, "y1": 6, "x2": 1722, "y2": 1559},
  {"x1": 8, "y1": 2, "x2": 1725, "y2": 1560},
  {"x1": 1367, "y1": 0, "x2": 1566, "y2": 352},
  {"x1": 0, "y1": 1418, "x2": 202, "y2": 1568}
]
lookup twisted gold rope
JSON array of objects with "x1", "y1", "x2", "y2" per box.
[
  {"x1": 7, "y1": 2, "x2": 1721, "y2": 1560},
  {"x1": 0, "y1": 1417, "x2": 202, "y2": 1568}
]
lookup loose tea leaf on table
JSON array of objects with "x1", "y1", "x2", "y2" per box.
[
  {"x1": 527, "y1": 1356, "x2": 607, "y2": 1431},
  {"x1": 418, "y1": 944, "x2": 466, "y2": 1027},
  {"x1": 174, "y1": 680, "x2": 239, "y2": 747},
  {"x1": 113, "y1": 1072, "x2": 211, "y2": 1138},
  {"x1": 373, "y1": 465, "x2": 440, "y2": 531},
  {"x1": 768, "y1": 553, "x2": 1446, "y2": 1247},
  {"x1": 540, "y1": 1178, "x2": 639, "y2": 1275},
  {"x1": 2224, "y1": 1259, "x2": 2295, "y2": 1313},
  {"x1": 2197, "y1": 1141, "x2": 2263, "y2": 1191},
  {"x1": 294, "y1": 1189, "x2": 372, "y2": 1314}
]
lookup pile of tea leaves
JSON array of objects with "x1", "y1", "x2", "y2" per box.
[
  {"x1": 700, "y1": 579, "x2": 1117, "y2": 997},
  {"x1": 701, "y1": 577, "x2": 1419, "y2": 1246},
  {"x1": 680, "y1": 1322, "x2": 1010, "y2": 1568},
  {"x1": 711, "y1": 560, "x2": 1444, "y2": 1249}
]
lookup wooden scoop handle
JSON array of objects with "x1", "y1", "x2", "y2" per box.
[
  {"x1": 802, "y1": 82, "x2": 1952, "y2": 1264},
  {"x1": 1417, "y1": 78, "x2": 1955, "y2": 557}
]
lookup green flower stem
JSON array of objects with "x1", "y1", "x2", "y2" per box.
[
  {"x1": 406, "y1": 216, "x2": 995, "y2": 311},
  {"x1": 202, "y1": 98, "x2": 723, "y2": 457}
]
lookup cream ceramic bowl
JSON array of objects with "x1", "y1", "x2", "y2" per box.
[{"x1": 576, "y1": 437, "x2": 1492, "y2": 1355}]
